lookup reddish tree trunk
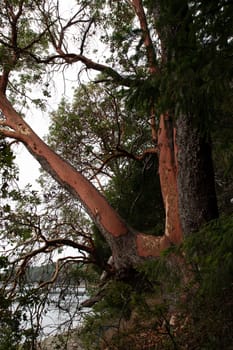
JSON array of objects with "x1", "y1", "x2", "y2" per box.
[
  {"x1": 0, "y1": 1, "x2": 219, "y2": 275},
  {"x1": 0, "y1": 93, "x2": 170, "y2": 270},
  {"x1": 158, "y1": 114, "x2": 183, "y2": 244},
  {"x1": 0, "y1": 97, "x2": 218, "y2": 271},
  {"x1": 130, "y1": 0, "x2": 182, "y2": 244}
]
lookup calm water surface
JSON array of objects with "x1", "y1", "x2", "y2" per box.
[{"x1": 22, "y1": 288, "x2": 91, "y2": 338}]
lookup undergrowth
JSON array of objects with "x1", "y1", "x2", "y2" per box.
[{"x1": 79, "y1": 215, "x2": 233, "y2": 349}]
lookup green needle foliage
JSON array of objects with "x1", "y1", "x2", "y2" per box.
[{"x1": 80, "y1": 215, "x2": 233, "y2": 349}]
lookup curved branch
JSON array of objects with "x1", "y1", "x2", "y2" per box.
[
  {"x1": 0, "y1": 93, "x2": 173, "y2": 271},
  {"x1": 90, "y1": 146, "x2": 158, "y2": 180},
  {"x1": 13, "y1": 238, "x2": 95, "y2": 284},
  {"x1": 44, "y1": 237, "x2": 94, "y2": 255},
  {"x1": 38, "y1": 256, "x2": 91, "y2": 289},
  {"x1": 29, "y1": 51, "x2": 135, "y2": 87}
]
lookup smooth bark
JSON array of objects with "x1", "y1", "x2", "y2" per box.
[
  {"x1": 158, "y1": 115, "x2": 183, "y2": 244},
  {"x1": 0, "y1": 92, "x2": 170, "y2": 270}
]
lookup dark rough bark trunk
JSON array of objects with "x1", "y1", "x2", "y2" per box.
[{"x1": 176, "y1": 115, "x2": 219, "y2": 235}]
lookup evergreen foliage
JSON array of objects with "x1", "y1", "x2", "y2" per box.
[
  {"x1": 105, "y1": 156, "x2": 164, "y2": 234},
  {"x1": 80, "y1": 215, "x2": 233, "y2": 349}
]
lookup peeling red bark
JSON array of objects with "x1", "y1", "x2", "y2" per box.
[
  {"x1": 158, "y1": 114, "x2": 183, "y2": 244},
  {"x1": 131, "y1": 1, "x2": 183, "y2": 244},
  {"x1": 0, "y1": 92, "x2": 172, "y2": 270},
  {"x1": 0, "y1": 93, "x2": 128, "y2": 240},
  {"x1": 0, "y1": 1, "x2": 220, "y2": 274},
  {"x1": 0, "y1": 0, "x2": 184, "y2": 269}
]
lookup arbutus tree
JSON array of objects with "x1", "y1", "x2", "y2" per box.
[{"x1": 0, "y1": 0, "x2": 231, "y2": 275}]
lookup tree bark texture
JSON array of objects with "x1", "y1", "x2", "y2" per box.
[
  {"x1": 176, "y1": 115, "x2": 219, "y2": 235},
  {"x1": 158, "y1": 114, "x2": 183, "y2": 244}
]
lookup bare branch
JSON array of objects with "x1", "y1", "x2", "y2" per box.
[
  {"x1": 38, "y1": 255, "x2": 92, "y2": 289},
  {"x1": 80, "y1": 17, "x2": 95, "y2": 55},
  {"x1": 29, "y1": 50, "x2": 135, "y2": 86},
  {"x1": 21, "y1": 27, "x2": 50, "y2": 52},
  {"x1": 57, "y1": 9, "x2": 90, "y2": 50},
  {"x1": 4, "y1": 0, "x2": 24, "y2": 22},
  {"x1": 90, "y1": 146, "x2": 158, "y2": 179}
]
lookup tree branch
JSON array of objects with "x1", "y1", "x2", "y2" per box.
[
  {"x1": 0, "y1": 72, "x2": 10, "y2": 94},
  {"x1": 90, "y1": 146, "x2": 158, "y2": 180},
  {"x1": 29, "y1": 51, "x2": 135, "y2": 87},
  {"x1": 0, "y1": 128, "x2": 19, "y2": 138},
  {"x1": 131, "y1": 0, "x2": 158, "y2": 74},
  {"x1": 80, "y1": 17, "x2": 95, "y2": 55}
]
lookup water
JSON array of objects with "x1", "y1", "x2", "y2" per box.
[
  {"x1": 19, "y1": 287, "x2": 91, "y2": 339},
  {"x1": 40, "y1": 291, "x2": 90, "y2": 336}
]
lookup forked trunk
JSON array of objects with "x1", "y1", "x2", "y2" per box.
[
  {"x1": 0, "y1": 93, "x2": 219, "y2": 271},
  {"x1": 0, "y1": 94, "x2": 169, "y2": 271}
]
